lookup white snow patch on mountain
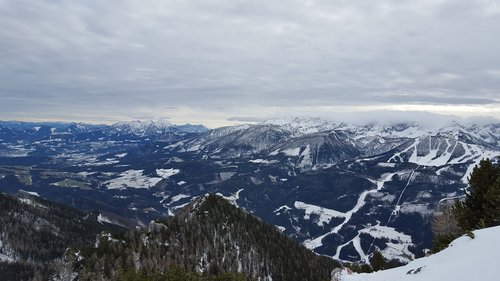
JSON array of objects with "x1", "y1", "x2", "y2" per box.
[
  {"x1": 359, "y1": 223, "x2": 415, "y2": 263},
  {"x1": 0, "y1": 252, "x2": 14, "y2": 262},
  {"x1": 276, "y1": 226, "x2": 286, "y2": 232},
  {"x1": 97, "y1": 213, "x2": 117, "y2": 225},
  {"x1": 169, "y1": 194, "x2": 190, "y2": 205},
  {"x1": 186, "y1": 144, "x2": 201, "y2": 152},
  {"x1": 274, "y1": 205, "x2": 292, "y2": 214},
  {"x1": 399, "y1": 203, "x2": 432, "y2": 216},
  {"x1": 216, "y1": 189, "x2": 244, "y2": 207},
  {"x1": 377, "y1": 162, "x2": 396, "y2": 168},
  {"x1": 105, "y1": 170, "x2": 162, "y2": 190},
  {"x1": 85, "y1": 159, "x2": 120, "y2": 166},
  {"x1": 337, "y1": 226, "x2": 500, "y2": 281},
  {"x1": 19, "y1": 190, "x2": 39, "y2": 197},
  {"x1": 156, "y1": 168, "x2": 180, "y2": 179},
  {"x1": 298, "y1": 145, "x2": 313, "y2": 167},
  {"x1": 249, "y1": 159, "x2": 279, "y2": 164},
  {"x1": 360, "y1": 224, "x2": 412, "y2": 243},
  {"x1": 18, "y1": 197, "x2": 47, "y2": 209},
  {"x1": 294, "y1": 201, "x2": 346, "y2": 226},
  {"x1": 283, "y1": 147, "x2": 301, "y2": 156}
]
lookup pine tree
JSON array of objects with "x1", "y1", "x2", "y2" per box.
[
  {"x1": 370, "y1": 250, "x2": 386, "y2": 271},
  {"x1": 453, "y1": 159, "x2": 500, "y2": 230},
  {"x1": 483, "y1": 178, "x2": 500, "y2": 226}
]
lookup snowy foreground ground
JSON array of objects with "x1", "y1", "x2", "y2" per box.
[{"x1": 337, "y1": 225, "x2": 500, "y2": 281}]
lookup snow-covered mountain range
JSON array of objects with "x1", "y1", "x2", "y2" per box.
[
  {"x1": 0, "y1": 119, "x2": 208, "y2": 143},
  {"x1": 179, "y1": 117, "x2": 500, "y2": 173},
  {"x1": 0, "y1": 116, "x2": 499, "y2": 265}
]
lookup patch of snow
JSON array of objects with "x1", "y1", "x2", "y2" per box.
[
  {"x1": 19, "y1": 190, "x2": 39, "y2": 197},
  {"x1": 77, "y1": 171, "x2": 97, "y2": 177},
  {"x1": 18, "y1": 198, "x2": 46, "y2": 209},
  {"x1": 399, "y1": 203, "x2": 432, "y2": 216},
  {"x1": 186, "y1": 144, "x2": 201, "y2": 152},
  {"x1": 269, "y1": 175, "x2": 278, "y2": 184},
  {"x1": 105, "y1": 170, "x2": 162, "y2": 190},
  {"x1": 169, "y1": 194, "x2": 190, "y2": 204},
  {"x1": 249, "y1": 159, "x2": 279, "y2": 164},
  {"x1": 298, "y1": 145, "x2": 313, "y2": 168},
  {"x1": 156, "y1": 168, "x2": 180, "y2": 179},
  {"x1": 269, "y1": 149, "x2": 280, "y2": 156},
  {"x1": 283, "y1": 147, "x2": 301, "y2": 156},
  {"x1": 172, "y1": 202, "x2": 190, "y2": 210},
  {"x1": 274, "y1": 205, "x2": 292, "y2": 214},
  {"x1": 216, "y1": 189, "x2": 244, "y2": 207},
  {"x1": 219, "y1": 172, "x2": 236, "y2": 181},
  {"x1": 294, "y1": 201, "x2": 345, "y2": 226},
  {"x1": 338, "y1": 226, "x2": 500, "y2": 281},
  {"x1": 85, "y1": 159, "x2": 120, "y2": 166},
  {"x1": 0, "y1": 252, "x2": 14, "y2": 262},
  {"x1": 360, "y1": 224, "x2": 413, "y2": 243},
  {"x1": 377, "y1": 162, "x2": 396, "y2": 168},
  {"x1": 177, "y1": 180, "x2": 186, "y2": 185},
  {"x1": 97, "y1": 213, "x2": 113, "y2": 224}
]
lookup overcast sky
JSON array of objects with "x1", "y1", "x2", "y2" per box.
[{"x1": 1, "y1": 0, "x2": 499, "y2": 127}]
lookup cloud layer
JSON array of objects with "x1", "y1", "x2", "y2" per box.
[{"x1": 1, "y1": 0, "x2": 499, "y2": 126}]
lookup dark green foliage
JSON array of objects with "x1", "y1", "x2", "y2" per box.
[
  {"x1": 0, "y1": 261, "x2": 41, "y2": 281},
  {"x1": 483, "y1": 179, "x2": 500, "y2": 226},
  {"x1": 431, "y1": 159, "x2": 500, "y2": 252},
  {"x1": 453, "y1": 159, "x2": 500, "y2": 230},
  {"x1": 0, "y1": 192, "x2": 124, "y2": 262},
  {"x1": 77, "y1": 194, "x2": 340, "y2": 281},
  {"x1": 370, "y1": 250, "x2": 386, "y2": 271},
  {"x1": 431, "y1": 233, "x2": 461, "y2": 253},
  {"x1": 119, "y1": 268, "x2": 246, "y2": 281},
  {"x1": 344, "y1": 262, "x2": 373, "y2": 273}
]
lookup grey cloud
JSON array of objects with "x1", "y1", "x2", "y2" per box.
[
  {"x1": 226, "y1": 116, "x2": 266, "y2": 123},
  {"x1": 0, "y1": 0, "x2": 499, "y2": 125}
]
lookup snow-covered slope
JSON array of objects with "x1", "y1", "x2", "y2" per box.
[
  {"x1": 176, "y1": 117, "x2": 500, "y2": 170},
  {"x1": 336, "y1": 226, "x2": 500, "y2": 281}
]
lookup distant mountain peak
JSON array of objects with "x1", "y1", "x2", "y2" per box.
[{"x1": 111, "y1": 119, "x2": 208, "y2": 136}]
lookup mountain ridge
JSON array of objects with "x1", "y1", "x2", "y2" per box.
[{"x1": 0, "y1": 116, "x2": 499, "y2": 265}]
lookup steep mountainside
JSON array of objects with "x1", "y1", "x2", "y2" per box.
[{"x1": 71, "y1": 194, "x2": 339, "y2": 281}]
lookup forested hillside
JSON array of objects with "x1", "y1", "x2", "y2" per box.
[
  {"x1": 0, "y1": 192, "x2": 125, "y2": 280},
  {"x1": 75, "y1": 194, "x2": 339, "y2": 281}
]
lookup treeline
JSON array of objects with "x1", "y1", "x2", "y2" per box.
[{"x1": 76, "y1": 194, "x2": 339, "y2": 281}]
